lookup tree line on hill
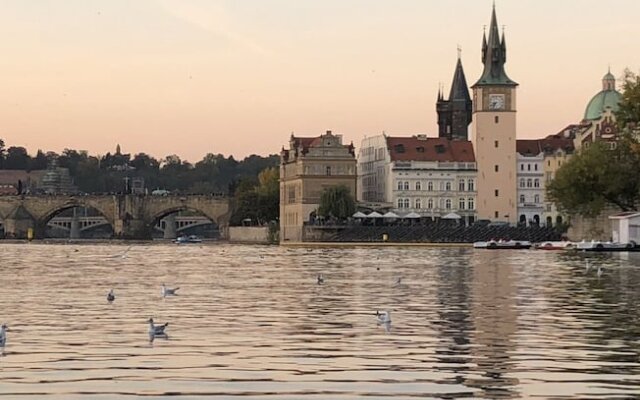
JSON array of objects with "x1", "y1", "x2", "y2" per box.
[{"x1": 0, "y1": 142, "x2": 281, "y2": 225}]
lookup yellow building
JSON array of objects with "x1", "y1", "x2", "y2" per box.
[
  {"x1": 471, "y1": 6, "x2": 518, "y2": 223},
  {"x1": 279, "y1": 130, "x2": 357, "y2": 242}
]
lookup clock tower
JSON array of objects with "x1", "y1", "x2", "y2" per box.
[{"x1": 471, "y1": 4, "x2": 518, "y2": 223}]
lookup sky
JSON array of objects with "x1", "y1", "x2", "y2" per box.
[{"x1": 0, "y1": 0, "x2": 639, "y2": 162}]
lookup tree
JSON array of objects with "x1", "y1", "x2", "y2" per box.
[
  {"x1": 317, "y1": 185, "x2": 356, "y2": 220},
  {"x1": 616, "y1": 69, "x2": 640, "y2": 131},
  {"x1": 0, "y1": 138, "x2": 5, "y2": 168},
  {"x1": 4, "y1": 146, "x2": 30, "y2": 170},
  {"x1": 547, "y1": 135, "x2": 640, "y2": 217}
]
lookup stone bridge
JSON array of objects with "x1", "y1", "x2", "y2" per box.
[{"x1": 0, "y1": 194, "x2": 231, "y2": 240}]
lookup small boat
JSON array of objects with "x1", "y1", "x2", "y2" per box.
[
  {"x1": 535, "y1": 241, "x2": 576, "y2": 250},
  {"x1": 473, "y1": 239, "x2": 532, "y2": 249},
  {"x1": 576, "y1": 240, "x2": 639, "y2": 252},
  {"x1": 174, "y1": 235, "x2": 203, "y2": 244}
]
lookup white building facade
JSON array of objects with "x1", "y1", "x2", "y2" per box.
[
  {"x1": 516, "y1": 140, "x2": 545, "y2": 226},
  {"x1": 357, "y1": 134, "x2": 478, "y2": 224}
]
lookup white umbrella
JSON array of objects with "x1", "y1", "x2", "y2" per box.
[
  {"x1": 366, "y1": 211, "x2": 383, "y2": 218},
  {"x1": 442, "y1": 212, "x2": 462, "y2": 220},
  {"x1": 383, "y1": 211, "x2": 400, "y2": 219},
  {"x1": 403, "y1": 212, "x2": 421, "y2": 219},
  {"x1": 352, "y1": 211, "x2": 367, "y2": 218}
]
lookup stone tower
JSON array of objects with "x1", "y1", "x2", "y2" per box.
[
  {"x1": 437, "y1": 54, "x2": 473, "y2": 140},
  {"x1": 471, "y1": 4, "x2": 518, "y2": 223}
]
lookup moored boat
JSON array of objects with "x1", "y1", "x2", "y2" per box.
[
  {"x1": 535, "y1": 241, "x2": 576, "y2": 250},
  {"x1": 473, "y1": 239, "x2": 532, "y2": 249},
  {"x1": 174, "y1": 235, "x2": 203, "y2": 244},
  {"x1": 576, "y1": 240, "x2": 639, "y2": 252}
]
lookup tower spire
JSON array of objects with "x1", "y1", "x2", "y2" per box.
[{"x1": 473, "y1": 4, "x2": 517, "y2": 87}]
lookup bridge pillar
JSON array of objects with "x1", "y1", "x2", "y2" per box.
[
  {"x1": 70, "y1": 208, "x2": 81, "y2": 239},
  {"x1": 3, "y1": 205, "x2": 36, "y2": 239},
  {"x1": 163, "y1": 214, "x2": 177, "y2": 239}
]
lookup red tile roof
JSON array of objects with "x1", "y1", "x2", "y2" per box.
[
  {"x1": 516, "y1": 139, "x2": 542, "y2": 156},
  {"x1": 386, "y1": 136, "x2": 475, "y2": 162}
]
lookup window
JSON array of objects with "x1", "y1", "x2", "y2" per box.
[
  {"x1": 495, "y1": 116, "x2": 499, "y2": 123},
  {"x1": 445, "y1": 182, "x2": 451, "y2": 191},
  {"x1": 415, "y1": 198, "x2": 421, "y2": 209},
  {"x1": 495, "y1": 211, "x2": 499, "y2": 218},
  {"x1": 527, "y1": 164, "x2": 531, "y2": 171},
  {"x1": 459, "y1": 198, "x2": 465, "y2": 210},
  {"x1": 326, "y1": 166, "x2": 331, "y2": 176},
  {"x1": 427, "y1": 181, "x2": 433, "y2": 191},
  {"x1": 459, "y1": 180, "x2": 465, "y2": 191},
  {"x1": 495, "y1": 189, "x2": 499, "y2": 197},
  {"x1": 534, "y1": 194, "x2": 540, "y2": 203},
  {"x1": 403, "y1": 199, "x2": 410, "y2": 208},
  {"x1": 403, "y1": 181, "x2": 409, "y2": 190},
  {"x1": 445, "y1": 199, "x2": 452, "y2": 210},
  {"x1": 534, "y1": 164, "x2": 538, "y2": 171},
  {"x1": 468, "y1": 197, "x2": 475, "y2": 210},
  {"x1": 527, "y1": 178, "x2": 532, "y2": 188},
  {"x1": 520, "y1": 194, "x2": 525, "y2": 204},
  {"x1": 397, "y1": 181, "x2": 403, "y2": 191},
  {"x1": 397, "y1": 198, "x2": 403, "y2": 208},
  {"x1": 415, "y1": 181, "x2": 421, "y2": 191},
  {"x1": 534, "y1": 179, "x2": 540, "y2": 188},
  {"x1": 427, "y1": 198, "x2": 434, "y2": 209},
  {"x1": 519, "y1": 178, "x2": 525, "y2": 188},
  {"x1": 547, "y1": 160, "x2": 551, "y2": 167},
  {"x1": 467, "y1": 179, "x2": 474, "y2": 191},
  {"x1": 494, "y1": 165, "x2": 499, "y2": 172},
  {"x1": 495, "y1": 140, "x2": 499, "y2": 148},
  {"x1": 520, "y1": 164, "x2": 524, "y2": 171}
]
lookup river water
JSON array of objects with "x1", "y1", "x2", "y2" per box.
[{"x1": 1, "y1": 243, "x2": 639, "y2": 399}]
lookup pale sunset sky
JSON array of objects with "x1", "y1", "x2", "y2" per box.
[{"x1": 0, "y1": 0, "x2": 639, "y2": 162}]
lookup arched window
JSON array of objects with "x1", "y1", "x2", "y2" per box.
[
  {"x1": 527, "y1": 178, "x2": 532, "y2": 188},
  {"x1": 520, "y1": 194, "x2": 525, "y2": 204},
  {"x1": 467, "y1": 198, "x2": 474, "y2": 210},
  {"x1": 556, "y1": 215, "x2": 563, "y2": 224},
  {"x1": 445, "y1": 182, "x2": 451, "y2": 191},
  {"x1": 403, "y1": 181, "x2": 410, "y2": 191},
  {"x1": 445, "y1": 199, "x2": 452, "y2": 209},
  {"x1": 459, "y1": 180, "x2": 465, "y2": 191},
  {"x1": 427, "y1": 198, "x2": 434, "y2": 209},
  {"x1": 467, "y1": 179, "x2": 474, "y2": 191},
  {"x1": 397, "y1": 198, "x2": 403, "y2": 208},
  {"x1": 533, "y1": 215, "x2": 540, "y2": 225},
  {"x1": 403, "y1": 198, "x2": 410, "y2": 208},
  {"x1": 415, "y1": 181, "x2": 421, "y2": 191},
  {"x1": 546, "y1": 216, "x2": 553, "y2": 227},
  {"x1": 415, "y1": 198, "x2": 422, "y2": 209},
  {"x1": 534, "y1": 179, "x2": 540, "y2": 188},
  {"x1": 534, "y1": 194, "x2": 540, "y2": 203},
  {"x1": 519, "y1": 178, "x2": 525, "y2": 188},
  {"x1": 397, "y1": 181, "x2": 403, "y2": 191},
  {"x1": 427, "y1": 181, "x2": 434, "y2": 191},
  {"x1": 520, "y1": 214, "x2": 527, "y2": 225},
  {"x1": 459, "y1": 198, "x2": 465, "y2": 210}
]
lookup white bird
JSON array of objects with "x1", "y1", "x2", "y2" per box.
[
  {"x1": 0, "y1": 324, "x2": 7, "y2": 347},
  {"x1": 394, "y1": 277, "x2": 402, "y2": 286},
  {"x1": 585, "y1": 259, "x2": 591, "y2": 272},
  {"x1": 597, "y1": 266, "x2": 604, "y2": 278},
  {"x1": 147, "y1": 318, "x2": 169, "y2": 336},
  {"x1": 376, "y1": 310, "x2": 391, "y2": 324},
  {"x1": 107, "y1": 289, "x2": 115, "y2": 303},
  {"x1": 162, "y1": 283, "x2": 180, "y2": 297},
  {"x1": 317, "y1": 274, "x2": 324, "y2": 285}
]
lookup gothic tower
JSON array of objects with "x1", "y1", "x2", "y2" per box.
[
  {"x1": 471, "y1": 4, "x2": 518, "y2": 223},
  {"x1": 437, "y1": 54, "x2": 473, "y2": 140}
]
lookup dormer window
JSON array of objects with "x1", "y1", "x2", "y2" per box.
[
  {"x1": 395, "y1": 144, "x2": 405, "y2": 153},
  {"x1": 416, "y1": 146, "x2": 425, "y2": 153}
]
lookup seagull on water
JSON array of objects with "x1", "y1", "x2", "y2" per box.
[
  {"x1": 597, "y1": 266, "x2": 604, "y2": 278},
  {"x1": 161, "y1": 283, "x2": 180, "y2": 297},
  {"x1": 317, "y1": 274, "x2": 324, "y2": 285},
  {"x1": 394, "y1": 276, "x2": 402, "y2": 286},
  {"x1": 585, "y1": 259, "x2": 591, "y2": 272},
  {"x1": 376, "y1": 310, "x2": 391, "y2": 324},
  {"x1": 107, "y1": 289, "x2": 115, "y2": 303},
  {"x1": 0, "y1": 324, "x2": 7, "y2": 347},
  {"x1": 147, "y1": 318, "x2": 169, "y2": 337}
]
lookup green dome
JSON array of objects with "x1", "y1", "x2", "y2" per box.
[{"x1": 583, "y1": 89, "x2": 621, "y2": 120}]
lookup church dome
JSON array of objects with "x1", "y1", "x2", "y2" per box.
[{"x1": 583, "y1": 70, "x2": 622, "y2": 121}]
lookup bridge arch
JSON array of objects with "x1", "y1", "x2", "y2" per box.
[{"x1": 38, "y1": 200, "x2": 116, "y2": 238}]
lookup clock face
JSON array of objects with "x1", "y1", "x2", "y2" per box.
[{"x1": 488, "y1": 94, "x2": 505, "y2": 110}]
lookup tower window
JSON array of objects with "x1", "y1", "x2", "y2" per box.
[
  {"x1": 495, "y1": 116, "x2": 499, "y2": 124},
  {"x1": 495, "y1": 211, "x2": 499, "y2": 218},
  {"x1": 494, "y1": 165, "x2": 499, "y2": 172},
  {"x1": 495, "y1": 189, "x2": 499, "y2": 197},
  {"x1": 495, "y1": 140, "x2": 499, "y2": 148}
]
